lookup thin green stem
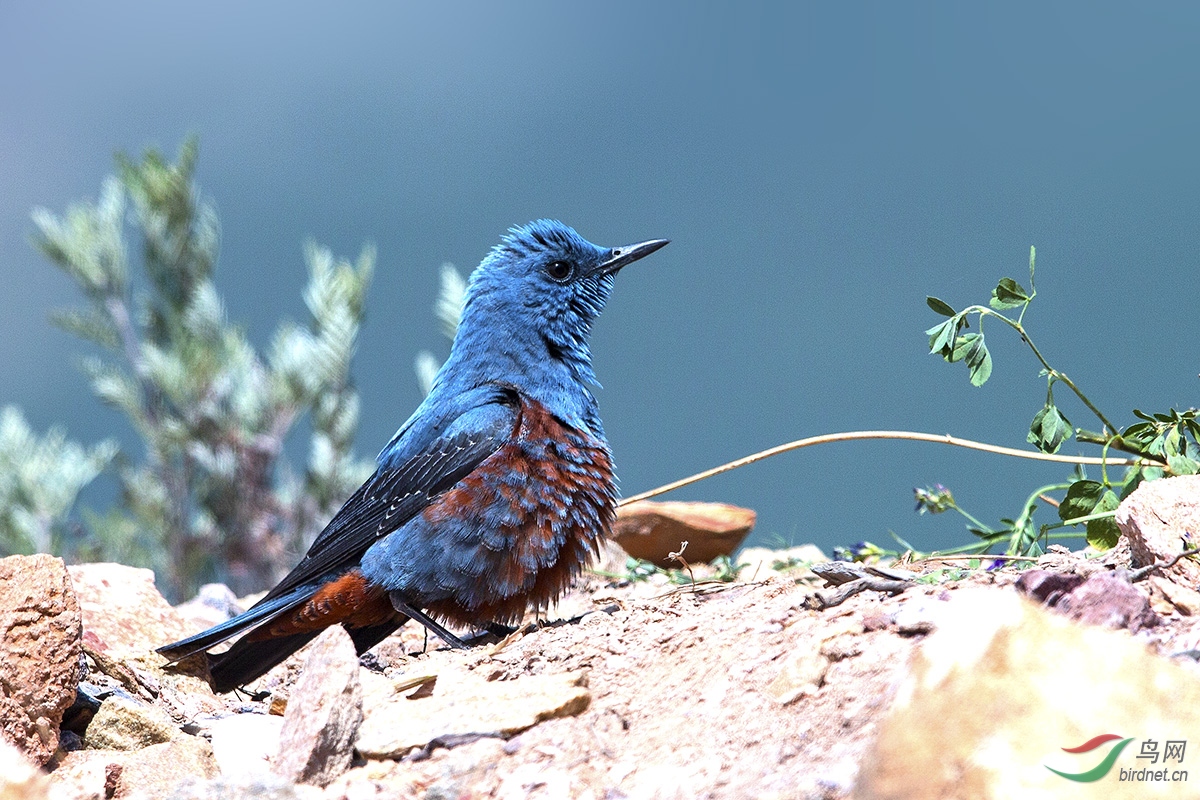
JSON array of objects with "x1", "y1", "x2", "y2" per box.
[
  {"x1": 1010, "y1": 481, "x2": 1071, "y2": 554},
  {"x1": 961, "y1": 305, "x2": 1119, "y2": 435},
  {"x1": 1076, "y1": 429, "x2": 1163, "y2": 462},
  {"x1": 950, "y1": 504, "x2": 994, "y2": 535},
  {"x1": 1044, "y1": 509, "x2": 1117, "y2": 530},
  {"x1": 928, "y1": 530, "x2": 1083, "y2": 558}
]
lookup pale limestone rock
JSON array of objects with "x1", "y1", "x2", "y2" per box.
[
  {"x1": 1116, "y1": 474, "x2": 1200, "y2": 584},
  {"x1": 356, "y1": 669, "x2": 590, "y2": 759},
  {"x1": 736, "y1": 544, "x2": 827, "y2": 581},
  {"x1": 1148, "y1": 575, "x2": 1200, "y2": 616},
  {"x1": 0, "y1": 738, "x2": 50, "y2": 800},
  {"x1": 209, "y1": 714, "x2": 284, "y2": 780},
  {"x1": 173, "y1": 584, "x2": 242, "y2": 633},
  {"x1": 855, "y1": 589, "x2": 1200, "y2": 799},
  {"x1": 114, "y1": 736, "x2": 218, "y2": 799},
  {"x1": 83, "y1": 696, "x2": 180, "y2": 750},
  {"x1": 764, "y1": 643, "x2": 829, "y2": 706},
  {"x1": 46, "y1": 749, "x2": 117, "y2": 800},
  {"x1": 167, "y1": 775, "x2": 322, "y2": 800}
]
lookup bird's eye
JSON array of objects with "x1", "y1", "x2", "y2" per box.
[{"x1": 545, "y1": 260, "x2": 574, "y2": 282}]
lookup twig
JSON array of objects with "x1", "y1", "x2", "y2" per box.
[
  {"x1": 618, "y1": 430, "x2": 1153, "y2": 506},
  {"x1": 1038, "y1": 494, "x2": 1061, "y2": 508},
  {"x1": 1129, "y1": 547, "x2": 1200, "y2": 583},
  {"x1": 668, "y1": 541, "x2": 695, "y2": 592},
  {"x1": 805, "y1": 577, "x2": 914, "y2": 610},
  {"x1": 803, "y1": 561, "x2": 916, "y2": 609}
]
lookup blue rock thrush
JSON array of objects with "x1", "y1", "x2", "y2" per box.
[{"x1": 158, "y1": 220, "x2": 668, "y2": 693}]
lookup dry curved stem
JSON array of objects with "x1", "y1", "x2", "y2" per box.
[
  {"x1": 618, "y1": 430, "x2": 1158, "y2": 507},
  {"x1": 1128, "y1": 545, "x2": 1200, "y2": 583},
  {"x1": 804, "y1": 562, "x2": 916, "y2": 610}
]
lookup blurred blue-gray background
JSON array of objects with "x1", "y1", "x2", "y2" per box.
[{"x1": 2, "y1": 1, "x2": 1197, "y2": 559}]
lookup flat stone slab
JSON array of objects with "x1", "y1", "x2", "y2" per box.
[{"x1": 355, "y1": 669, "x2": 590, "y2": 759}]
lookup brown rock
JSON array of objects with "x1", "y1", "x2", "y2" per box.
[
  {"x1": 1012, "y1": 569, "x2": 1086, "y2": 604},
  {"x1": 66, "y1": 564, "x2": 221, "y2": 718},
  {"x1": 66, "y1": 564, "x2": 196, "y2": 661},
  {"x1": 272, "y1": 627, "x2": 362, "y2": 787},
  {"x1": 856, "y1": 590, "x2": 1200, "y2": 799},
  {"x1": 1055, "y1": 572, "x2": 1159, "y2": 632},
  {"x1": 0, "y1": 738, "x2": 50, "y2": 800},
  {"x1": 612, "y1": 500, "x2": 756, "y2": 568},
  {"x1": 1116, "y1": 474, "x2": 1200, "y2": 584},
  {"x1": 1016, "y1": 570, "x2": 1159, "y2": 632},
  {"x1": 356, "y1": 669, "x2": 591, "y2": 759},
  {"x1": 0, "y1": 554, "x2": 82, "y2": 766}
]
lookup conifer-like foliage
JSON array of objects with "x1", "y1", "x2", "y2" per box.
[
  {"x1": 0, "y1": 406, "x2": 117, "y2": 557},
  {"x1": 13, "y1": 139, "x2": 376, "y2": 599},
  {"x1": 413, "y1": 263, "x2": 466, "y2": 395}
]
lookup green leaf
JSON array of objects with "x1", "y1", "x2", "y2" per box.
[
  {"x1": 989, "y1": 277, "x2": 1030, "y2": 310},
  {"x1": 1167, "y1": 453, "x2": 1200, "y2": 476},
  {"x1": 926, "y1": 317, "x2": 959, "y2": 358},
  {"x1": 926, "y1": 296, "x2": 956, "y2": 317},
  {"x1": 944, "y1": 333, "x2": 993, "y2": 386},
  {"x1": 1120, "y1": 421, "x2": 1157, "y2": 449},
  {"x1": 949, "y1": 333, "x2": 972, "y2": 361},
  {"x1": 1028, "y1": 402, "x2": 1072, "y2": 454},
  {"x1": 1086, "y1": 490, "x2": 1121, "y2": 551},
  {"x1": 1059, "y1": 480, "x2": 1104, "y2": 522},
  {"x1": 964, "y1": 335, "x2": 992, "y2": 387}
]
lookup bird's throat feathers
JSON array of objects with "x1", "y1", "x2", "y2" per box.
[{"x1": 438, "y1": 296, "x2": 606, "y2": 433}]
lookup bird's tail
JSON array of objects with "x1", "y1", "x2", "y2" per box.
[
  {"x1": 157, "y1": 587, "x2": 314, "y2": 663},
  {"x1": 158, "y1": 584, "x2": 407, "y2": 694},
  {"x1": 158, "y1": 585, "x2": 322, "y2": 693},
  {"x1": 205, "y1": 618, "x2": 404, "y2": 694}
]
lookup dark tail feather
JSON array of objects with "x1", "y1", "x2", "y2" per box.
[
  {"x1": 208, "y1": 630, "x2": 323, "y2": 694},
  {"x1": 209, "y1": 618, "x2": 407, "y2": 694},
  {"x1": 157, "y1": 587, "x2": 313, "y2": 662},
  {"x1": 348, "y1": 618, "x2": 406, "y2": 653}
]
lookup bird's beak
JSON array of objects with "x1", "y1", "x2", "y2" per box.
[{"x1": 595, "y1": 238, "x2": 670, "y2": 276}]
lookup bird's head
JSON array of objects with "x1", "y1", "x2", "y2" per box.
[{"x1": 452, "y1": 220, "x2": 668, "y2": 389}]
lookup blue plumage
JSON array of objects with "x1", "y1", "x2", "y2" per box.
[{"x1": 159, "y1": 220, "x2": 668, "y2": 692}]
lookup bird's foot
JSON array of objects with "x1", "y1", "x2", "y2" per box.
[{"x1": 388, "y1": 593, "x2": 468, "y2": 649}]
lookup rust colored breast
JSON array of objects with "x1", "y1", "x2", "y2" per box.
[{"x1": 419, "y1": 395, "x2": 616, "y2": 627}]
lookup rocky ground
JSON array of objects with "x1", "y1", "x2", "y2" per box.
[{"x1": 2, "y1": 475, "x2": 1200, "y2": 800}]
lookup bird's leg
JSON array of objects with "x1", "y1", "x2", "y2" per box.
[
  {"x1": 485, "y1": 622, "x2": 518, "y2": 638},
  {"x1": 388, "y1": 592, "x2": 468, "y2": 649}
]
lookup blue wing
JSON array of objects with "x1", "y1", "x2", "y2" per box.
[
  {"x1": 267, "y1": 382, "x2": 520, "y2": 600},
  {"x1": 158, "y1": 382, "x2": 519, "y2": 660}
]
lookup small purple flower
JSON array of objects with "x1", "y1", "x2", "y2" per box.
[{"x1": 914, "y1": 483, "x2": 955, "y2": 514}]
